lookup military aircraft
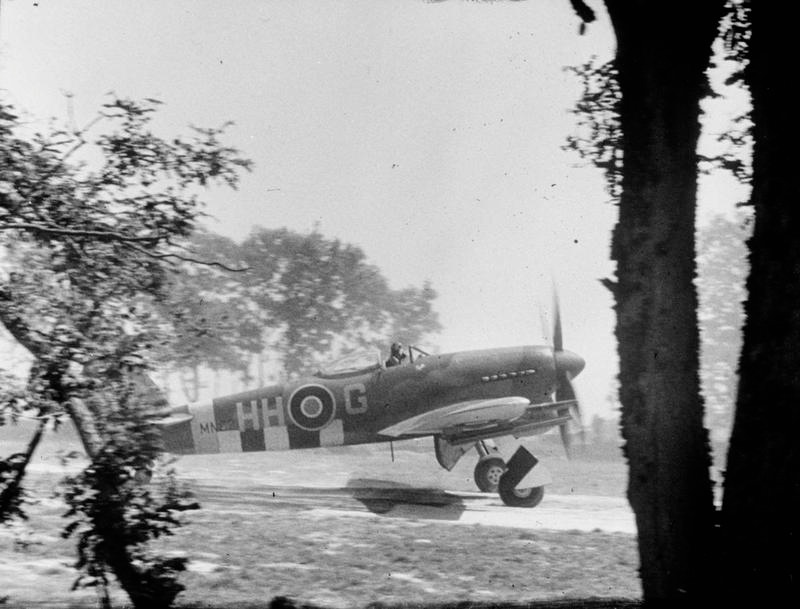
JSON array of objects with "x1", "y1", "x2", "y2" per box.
[{"x1": 153, "y1": 301, "x2": 585, "y2": 508}]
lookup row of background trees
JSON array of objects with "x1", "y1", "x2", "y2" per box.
[{"x1": 155, "y1": 226, "x2": 440, "y2": 403}]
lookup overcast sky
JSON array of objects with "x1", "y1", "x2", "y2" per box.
[{"x1": 0, "y1": 1, "x2": 652, "y2": 417}]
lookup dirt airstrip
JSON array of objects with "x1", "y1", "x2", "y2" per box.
[{"x1": 1, "y1": 434, "x2": 640, "y2": 608}]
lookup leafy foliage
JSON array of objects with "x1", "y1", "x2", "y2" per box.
[
  {"x1": 0, "y1": 370, "x2": 27, "y2": 427},
  {"x1": 718, "y1": 0, "x2": 751, "y2": 84},
  {"x1": 700, "y1": 0, "x2": 753, "y2": 190},
  {"x1": 562, "y1": 56, "x2": 622, "y2": 200},
  {"x1": 1, "y1": 99, "x2": 250, "y2": 269},
  {"x1": 0, "y1": 451, "x2": 31, "y2": 521},
  {"x1": 0, "y1": 95, "x2": 250, "y2": 607},
  {"x1": 565, "y1": 2, "x2": 753, "y2": 201}
]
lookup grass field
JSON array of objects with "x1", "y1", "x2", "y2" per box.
[{"x1": 1, "y1": 425, "x2": 640, "y2": 608}]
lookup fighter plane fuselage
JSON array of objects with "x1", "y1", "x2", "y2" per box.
[{"x1": 161, "y1": 345, "x2": 583, "y2": 455}]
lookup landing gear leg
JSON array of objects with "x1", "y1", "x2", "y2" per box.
[{"x1": 473, "y1": 440, "x2": 505, "y2": 493}]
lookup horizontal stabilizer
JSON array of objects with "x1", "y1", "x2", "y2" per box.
[{"x1": 151, "y1": 412, "x2": 194, "y2": 427}]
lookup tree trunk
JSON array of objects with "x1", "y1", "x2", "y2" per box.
[
  {"x1": 721, "y1": 4, "x2": 800, "y2": 603},
  {"x1": 0, "y1": 287, "x2": 105, "y2": 459},
  {"x1": 604, "y1": 2, "x2": 725, "y2": 604},
  {"x1": 64, "y1": 398, "x2": 105, "y2": 459}
]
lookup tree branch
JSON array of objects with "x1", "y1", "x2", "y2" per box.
[
  {"x1": 0, "y1": 222, "x2": 162, "y2": 243},
  {"x1": 1, "y1": 223, "x2": 247, "y2": 272},
  {"x1": 19, "y1": 114, "x2": 106, "y2": 203},
  {"x1": 125, "y1": 243, "x2": 249, "y2": 272}
]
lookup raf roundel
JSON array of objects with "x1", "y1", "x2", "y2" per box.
[{"x1": 288, "y1": 384, "x2": 336, "y2": 431}]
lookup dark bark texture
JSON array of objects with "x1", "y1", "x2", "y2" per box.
[
  {"x1": 721, "y1": 3, "x2": 800, "y2": 603},
  {"x1": 604, "y1": 1, "x2": 725, "y2": 605}
]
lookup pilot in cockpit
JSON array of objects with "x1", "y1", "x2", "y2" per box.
[{"x1": 385, "y1": 342, "x2": 407, "y2": 368}]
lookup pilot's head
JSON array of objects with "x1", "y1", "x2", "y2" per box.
[{"x1": 391, "y1": 342, "x2": 403, "y2": 356}]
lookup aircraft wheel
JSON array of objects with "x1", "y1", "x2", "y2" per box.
[
  {"x1": 498, "y1": 474, "x2": 545, "y2": 508},
  {"x1": 474, "y1": 456, "x2": 506, "y2": 493}
]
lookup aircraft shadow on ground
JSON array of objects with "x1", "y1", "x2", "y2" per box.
[{"x1": 345, "y1": 477, "x2": 467, "y2": 519}]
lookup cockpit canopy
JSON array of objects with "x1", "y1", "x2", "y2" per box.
[
  {"x1": 314, "y1": 345, "x2": 431, "y2": 378},
  {"x1": 315, "y1": 349, "x2": 382, "y2": 378}
]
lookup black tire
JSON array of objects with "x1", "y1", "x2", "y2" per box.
[
  {"x1": 474, "y1": 456, "x2": 506, "y2": 493},
  {"x1": 498, "y1": 472, "x2": 545, "y2": 508}
]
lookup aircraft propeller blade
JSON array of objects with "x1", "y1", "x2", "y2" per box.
[
  {"x1": 539, "y1": 307, "x2": 551, "y2": 346},
  {"x1": 559, "y1": 420, "x2": 572, "y2": 458},
  {"x1": 555, "y1": 367, "x2": 576, "y2": 458},
  {"x1": 564, "y1": 371, "x2": 585, "y2": 444},
  {"x1": 550, "y1": 286, "x2": 585, "y2": 457},
  {"x1": 552, "y1": 289, "x2": 563, "y2": 354}
]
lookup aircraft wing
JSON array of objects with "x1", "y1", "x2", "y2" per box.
[{"x1": 378, "y1": 397, "x2": 575, "y2": 442}]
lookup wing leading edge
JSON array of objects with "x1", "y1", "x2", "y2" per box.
[{"x1": 378, "y1": 397, "x2": 575, "y2": 443}]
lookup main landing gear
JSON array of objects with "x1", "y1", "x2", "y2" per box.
[
  {"x1": 473, "y1": 440, "x2": 546, "y2": 508},
  {"x1": 474, "y1": 454, "x2": 506, "y2": 493},
  {"x1": 498, "y1": 481, "x2": 545, "y2": 508}
]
